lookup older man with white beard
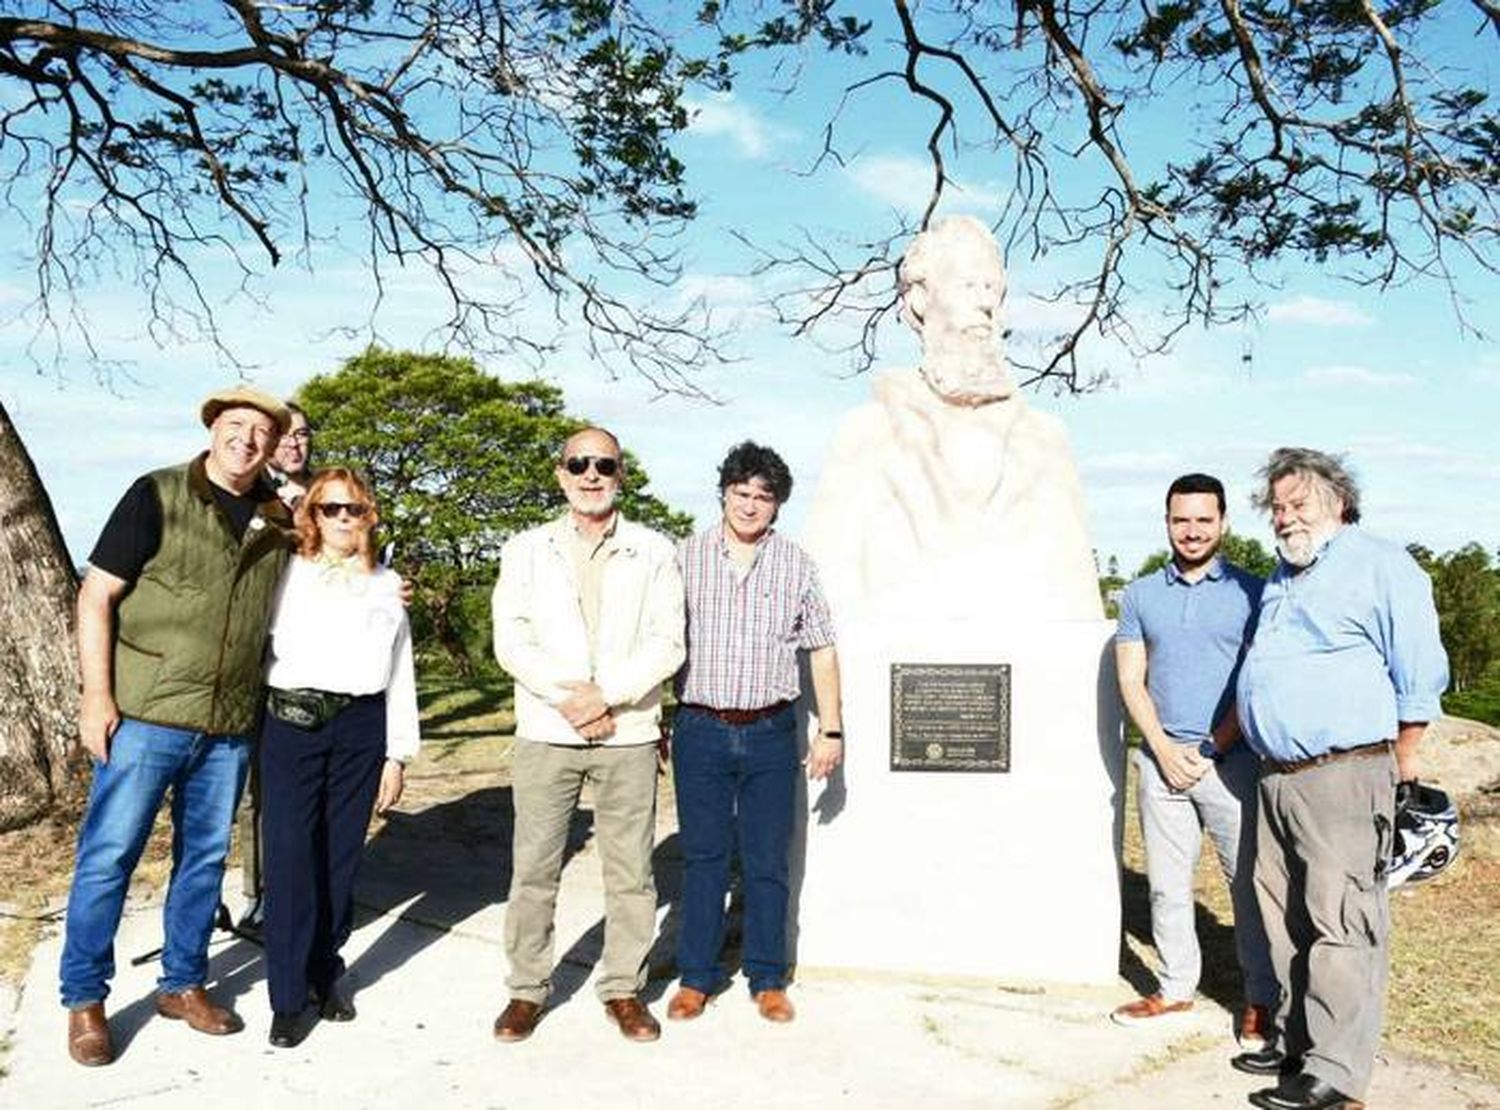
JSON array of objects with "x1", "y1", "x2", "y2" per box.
[
  {"x1": 1232, "y1": 448, "x2": 1447, "y2": 1110},
  {"x1": 490, "y1": 427, "x2": 685, "y2": 1045}
]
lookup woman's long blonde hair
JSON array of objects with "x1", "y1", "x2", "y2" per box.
[{"x1": 293, "y1": 467, "x2": 381, "y2": 569}]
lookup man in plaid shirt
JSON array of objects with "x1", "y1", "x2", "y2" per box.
[{"x1": 666, "y1": 441, "x2": 844, "y2": 1025}]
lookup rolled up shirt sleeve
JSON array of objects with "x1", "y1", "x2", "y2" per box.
[
  {"x1": 1381, "y1": 554, "x2": 1449, "y2": 722},
  {"x1": 796, "y1": 563, "x2": 836, "y2": 652}
]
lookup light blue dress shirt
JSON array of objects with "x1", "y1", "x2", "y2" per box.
[
  {"x1": 1237, "y1": 526, "x2": 1448, "y2": 762},
  {"x1": 1116, "y1": 556, "x2": 1263, "y2": 746}
]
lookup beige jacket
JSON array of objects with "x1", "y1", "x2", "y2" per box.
[{"x1": 492, "y1": 514, "x2": 684, "y2": 747}]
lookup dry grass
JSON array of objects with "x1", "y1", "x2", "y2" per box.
[{"x1": 0, "y1": 783, "x2": 178, "y2": 987}]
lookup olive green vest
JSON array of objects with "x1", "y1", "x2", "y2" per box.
[{"x1": 113, "y1": 455, "x2": 292, "y2": 734}]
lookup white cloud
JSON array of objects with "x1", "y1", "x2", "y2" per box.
[
  {"x1": 1266, "y1": 296, "x2": 1373, "y2": 327},
  {"x1": 845, "y1": 155, "x2": 1006, "y2": 218},
  {"x1": 1301, "y1": 364, "x2": 1418, "y2": 389},
  {"x1": 667, "y1": 273, "x2": 765, "y2": 324},
  {"x1": 684, "y1": 93, "x2": 790, "y2": 159}
]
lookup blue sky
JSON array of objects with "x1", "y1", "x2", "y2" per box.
[{"x1": 3, "y1": 6, "x2": 1496, "y2": 575}]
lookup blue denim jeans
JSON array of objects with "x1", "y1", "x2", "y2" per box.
[
  {"x1": 672, "y1": 704, "x2": 799, "y2": 995},
  {"x1": 59, "y1": 718, "x2": 251, "y2": 1007}
]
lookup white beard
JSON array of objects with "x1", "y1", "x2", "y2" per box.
[
  {"x1": 1277, "y1": 522, "x2": 1339, "y2": 568},
  {"x1": 919, "y1": 341, "x2": 1014, "y2": 406}
]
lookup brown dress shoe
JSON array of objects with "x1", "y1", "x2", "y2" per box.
[
  {"x1": 603, "y1": 996, "x2": 661, "y2": 1042},
  {"x1": 754, "y1": 988, "x2": 796, "y2": 1023},
  {"x1": 493, "y1": 999, "x2": 543, "y2": 1042},
  {"x1": 68, "y1": 1003, "x2": 114, "y2": 1066},
  {"x1": 667, "y1": 986, "x2": 708, "y2": 1021},
  {"x1": 155, "y1": 986, "x2": 244, "y2": 1035}
]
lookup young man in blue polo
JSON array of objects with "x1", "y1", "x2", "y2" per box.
[{"x1": 1111, "y1": 473, "x2": 1277, "y2": 1052}]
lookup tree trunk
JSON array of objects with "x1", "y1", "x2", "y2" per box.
[{"x1": 0, "y1": 399, "x2": 81, "y2": 830}]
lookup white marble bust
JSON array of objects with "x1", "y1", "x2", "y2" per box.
[{"x1": 804, "y1": 216, "x2": 1102, "y2": 622}]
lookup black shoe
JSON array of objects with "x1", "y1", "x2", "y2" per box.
[
  {"x1": 1248, "y1": 1073, "x2": 1363, "y2": 1110},
  {"x1": 1232, "y1": 1048, "x2": 1301, "y2": 1076},
  {"x1": 269, "y1": 1012, "x2": 308, "y2": 1049},
  {"x1": 311, "y1": 985, "x2": 356, "y2": 1023}
]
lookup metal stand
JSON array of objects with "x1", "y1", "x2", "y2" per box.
[{"x1": 128, "y1": 900, "x2": 261, "y2": 967}]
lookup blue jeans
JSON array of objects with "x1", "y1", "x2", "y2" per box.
[
  {"x1": 59, "y1": 718, "x2": 251, "y2": 1007},
  {"x1": 672, "y1": 704, "x2": 799, "y2": 995}
]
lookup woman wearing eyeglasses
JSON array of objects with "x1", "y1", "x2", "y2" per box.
[{"x1": 259, "y1": 467, "x2": 418, "y2": 1047}]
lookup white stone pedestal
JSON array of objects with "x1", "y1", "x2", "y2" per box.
[{"x1": 794, "y1": 614, "x2": 1124, "y2": 986}]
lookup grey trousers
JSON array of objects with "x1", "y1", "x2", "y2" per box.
[
  {"x1": 1136, "y1": 744, "x2": 1277, "y2": 1005},
  {"x1": 1255, "y1": 750, "x2": 1397, "y2": 1098},
  {"x1": 505, "y1": 739, "x2": 659, "y2": 1004}
]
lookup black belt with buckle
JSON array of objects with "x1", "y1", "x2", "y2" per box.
[
  {"x1": 1263, "y1": 740, "x2": 1393, "y2": 776},
  {"x1": 679, "y1": 701, "x2": 792, "y2": 726}
]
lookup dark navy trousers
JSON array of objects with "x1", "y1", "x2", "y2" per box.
[{"x1": 260, "y1": 694, "x2": 385, "y2": 1016}]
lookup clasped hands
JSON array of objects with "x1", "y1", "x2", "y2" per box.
[{"x1": 557, "y1": 680, "x2": 614, "y2": 742}]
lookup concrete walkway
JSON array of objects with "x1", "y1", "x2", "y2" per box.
[{"x1": 3, "y1": 796, "x2": 1495, "y2": 1109}]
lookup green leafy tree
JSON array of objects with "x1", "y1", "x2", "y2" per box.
[
  {"x1": 1409, "y1": 543, "x2": 1500, "y2": 694},
  {"x1": 1134, "y1": 531, "x2": 1276, "y2": 580},
  {"x1": 297, "y1": 347, "x2": 693, "y2": 674}
]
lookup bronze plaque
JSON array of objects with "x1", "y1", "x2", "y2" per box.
[{"x1": 890, "y1": 663, "x2": 1011, "y2": 773}]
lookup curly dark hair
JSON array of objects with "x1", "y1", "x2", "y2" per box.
[{"x1": 717, "y1": 441, "x2": 793, "y2": 504}]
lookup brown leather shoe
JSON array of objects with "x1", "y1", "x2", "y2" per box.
[
  {"x1": 493, "y1": 999, "x2": 542, "y2": 1043},
  {"x1": 667, "y1": 986, "x2": 708, "y2": 1021},
  {"x1": 1110, "y1": 993, "x2": 1193, "y2": 1026},
  {"x1": 754, "y1": 988, "x2": 795, "y2": 1023},
  {"x1": 154, "y1": 986, "x2": 244, "y2": 1035},
  {"x1": 603, "y1": 996, "x2": 661, "y2": 1042},
  {"x1": 67, "y1": 1003, "x2": 114, "y2": 1066}
]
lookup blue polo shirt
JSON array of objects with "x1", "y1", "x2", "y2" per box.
[
  {"x1": 1116, "y1": 556, "x2": 1263, "y2": 745},
  {"x1": 1237, "y1": 526, "x2": 1448, "y2": 762}
]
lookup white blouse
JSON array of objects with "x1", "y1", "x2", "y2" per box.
[{"x1": 264, "y1": 555, "x2": 420, "y2": 762}]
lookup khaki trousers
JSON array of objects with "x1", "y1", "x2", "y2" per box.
[
  {"x1": 505, "y1": 739, "x2": 658, "y2": 1003},
  {"x1": 1255, "y1": 751, "x2": 1397, "y2": 1099}
]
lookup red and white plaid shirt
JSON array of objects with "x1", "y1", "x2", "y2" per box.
[{"x1": 676, "y1": 525, "x2": 836, "y2": 710}]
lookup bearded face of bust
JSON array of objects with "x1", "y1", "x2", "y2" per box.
[{"x1": 899, "y1": 218, "x2": 1014, "y2": 405}]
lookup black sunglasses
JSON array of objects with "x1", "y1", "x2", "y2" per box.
[
  {"x1": 315, "y1": 502, "x2": 371, "y2": 519},
  {"x1": 564, "y1": 455, "x2": 619, "y2": 477}
]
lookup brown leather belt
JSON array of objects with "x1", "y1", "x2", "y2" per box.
[
  {"x1": 1263, "y1": 740, "x2": 1392, "y2": 776},
  {"x1": 679, "y1": 701, "x2": 792, "y2": 726}
]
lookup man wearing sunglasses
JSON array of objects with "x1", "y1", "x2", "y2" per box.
[
  {"x1": 61, "y1": 386, "x2": 295, "y2": 1067},
  {"x1": 491, "y1": 426, "x2": 685, "y2": 1044}
]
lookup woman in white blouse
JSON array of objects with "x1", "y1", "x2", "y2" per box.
[{"x1": 259, "y1": 467, "x2": 418, "y2": 1048}]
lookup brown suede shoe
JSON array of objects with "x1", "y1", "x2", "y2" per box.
[
  {"x1": 754, "y1": 988, "x2": 796, "y2": 1023},
  {"x1": 154, "y1": 986, "x2": 244, "y2": 1035},
  {"x1": 603, "y1": 996, "x2": 661, "y2": 1042},
  {"x1": 493, "y1": 999, "x2": 542, "y2": 1043},
  {"x1": 667, "y1": 986, "x2": 708, "y2": 1021},
  {"x1": 67, "y1": 1003, "x2": 114, "y2": 1066}
]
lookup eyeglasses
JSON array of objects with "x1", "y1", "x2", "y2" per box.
[
  {"x1": 283, "y1": 430, "x2": 312, "y2": 443},
  {"x1": 564, "y1": 455, "x2": 619, "y2": 478},
  {"x1": 315, "y1": 502, "x2": 371, "y2": 519}
]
